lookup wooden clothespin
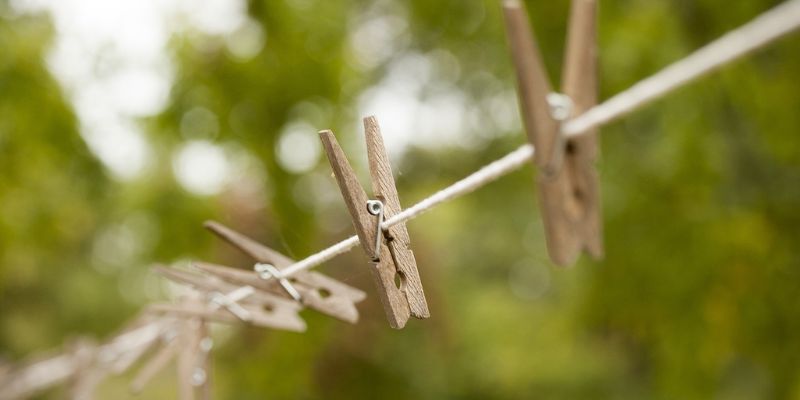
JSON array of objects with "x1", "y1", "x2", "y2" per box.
[
  {"x1": 152, "y1": 267, "x2": 307, "y2": 332},
  {"x1": 177, "y1": 316, "x2": 212, "y2": 400},
  {"x1": 130, "y1": 299, "x2": 212, "y2": 400},
  {"x1": 106, "y1": 314, "x2": 173, "y2": 376},
  {"x1": 197, "y1": 221, "x2": 366, "y2": 323},
  {"x1": 67, "y1": 337, "x2": 104, "y2": 400},
  {"x1": 501, "y1": 0, "x2": 603, "y2": 266},
  {"x1": 129, "y1": 322, "x2": 183, "y2": 394},
  {"x1": 319, "y1": 116, "x2": 429, "y2": 329}
]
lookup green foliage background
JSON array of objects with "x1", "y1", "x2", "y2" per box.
[{"x1": 1, "y1": 0, "x2": 799, "y2": 398}]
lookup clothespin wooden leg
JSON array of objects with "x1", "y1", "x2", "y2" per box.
[
  {"x1": 68, "y1": 338, "x2": 102, "y2": 400},
  {"x1": 195, "y1": 321, "x2": 212, "y2": 400},
  {"x1": 130, "y1": 332, "x2": 181, "y2": 394},
  {"x1": 177, "y1": 317, "x2": 209, "y2": 400},
  {"x1": 502, "y1": 0, "x2": 563, "y2": 175},
  {"x1": 320, "y1": 129, "x2": 412, "y2": 329},
  {"x1": 560, "y1": 0, "x2": 603, "y2": 259}
]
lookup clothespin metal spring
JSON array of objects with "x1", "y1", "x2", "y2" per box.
[{"x1": 366, "y1": 200, "x2": 385, "y2": 262}]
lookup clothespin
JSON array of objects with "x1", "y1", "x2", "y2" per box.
[
  {"x1": 129, "y1": 323, "x2": 182, "y2": 394},
  {"x1": 319, "y1": 116, "x2": 429, "y2": 329},
  {"x1": 151, "y1": 267, "x2": 307, "y2": 332},
  {"x1": 130, "y1": 299, "x2": 212, "y2": 400},
  {"x1": 66, "y1": 337, "x2": 104, "y2": 400},
  {"x1": 106, "y1": 314, "x2": 173, "y2": 375},
  {"x1": 501, "y1": 0, "x2": 603, "y2": 266},
  {"x1": 197, "y1": 221, "x2": 367, "y2": 323},
  {"x1": 177, "y1": 316, "x2": 212, "y2": 400}
]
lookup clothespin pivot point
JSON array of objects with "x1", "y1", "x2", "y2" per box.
[{"x1": 255, "y1": 263, "x2": 302, "y2": 302}]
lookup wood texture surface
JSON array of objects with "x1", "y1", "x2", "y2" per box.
[
  {"x1": 319, "y1": 129, "x2": 411, "y2": 329},
  {"x1": 201, "y1": 222, "x2": 366, "y2": 323},
  {"x1": 203, "y1": 221, "x2": 294, "y2": 266},
  {"x1": 363, "y1": 116, "x2": 430, "y2": 319},
  {"x1": 502, "y1": 0, "x2": 563, "y2": 176},
  {"x1": 559, "y1": 0, "x2": 603, "y2": 260}
]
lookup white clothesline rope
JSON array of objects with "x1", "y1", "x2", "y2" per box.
[
  {"x1": 563, "y1": 0, "x2": 800, "y2": 137},
  {"x1": 280, "y1": 0, "x2": 800, "y2": 279}
]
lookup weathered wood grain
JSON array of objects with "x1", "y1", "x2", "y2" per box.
[
  {"x1": 319, "y1": 130, "x2": 411, "y2": 329},
  {"x1": 560, "y1": 0, "x2": 603, "y2": 261},
  {"x1": 502, "y1": 0, "x2": 563, "y2": 176}
]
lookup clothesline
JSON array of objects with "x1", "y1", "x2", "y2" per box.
[{"x1": 278, "y1": 0, "x2": 800, "y2": 279}]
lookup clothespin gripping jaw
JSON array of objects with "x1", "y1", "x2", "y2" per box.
[
  {"x1": 501, "y1": 0, "x2": 566, "y2": 176},
  {"x1": 558, "y1": 0, "x2": 603, "y2": 261}
]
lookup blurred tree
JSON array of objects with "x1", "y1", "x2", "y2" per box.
[{"x1": 0, "y1": 10, "x2": 120, "y2": 353}]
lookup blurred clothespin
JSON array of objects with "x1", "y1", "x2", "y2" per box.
[
  {"x1": 129, "y1": 323, "x2": 182, "y2": 394},
  {"x1": 177, "y1": 316, "x2": 212, "y2": 400},
  {"x1": 104, "y1": 313, "x2": 174, "y2": 376},
  {"x1": 501, "y1": 0, "x2": 603, "y2": 266},
  {"x1": 319, "y1": 116, "x2": 429, "y2": 329},
  {"x1": 129, "y1": 300, "x2": 212, "y2": 400},
  {"x1": 197, "y1": 221, "x2": 367, "y2": 323},
  {"x1": 151, "y1": 267, "x2": 307, "y2": 332},
  {"x1": 67, "y1": 337, "x2": 104, "y2": 400}
]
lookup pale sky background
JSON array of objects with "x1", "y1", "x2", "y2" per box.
[{"x1": 9, "y1": 0, "x2": 519, "y2": 195}]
